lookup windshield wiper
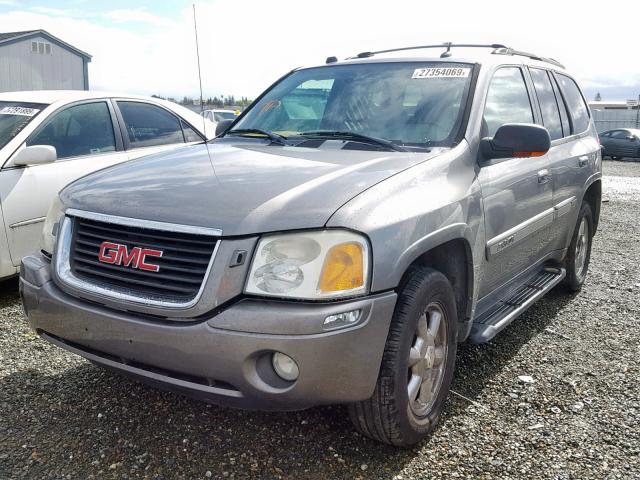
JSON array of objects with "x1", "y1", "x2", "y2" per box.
[
  {"x1": 224, "y1": 128, "x2": 288, "y2": 145},
  {"x1": 299, "y1": 130, "x2": 407, "y2": 152}
]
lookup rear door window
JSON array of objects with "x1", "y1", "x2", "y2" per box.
[
  {"x1": 117, "y1": 101, "x2": 185, "y2": 149},
  {"x1": 556, "y1": 74, "x2": 590, "y2": 134},
  {"x1": 530, "y1": 68, "x2": 564, "y2": 140},
  {"x1": 483, "y1": 67, "x2": 534, "y2": 137},
  {"x1": 27, "y1": 101, "x2": 116, "y2": 159}
]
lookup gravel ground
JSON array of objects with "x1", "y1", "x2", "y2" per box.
[{"x1": 1, "y1": 160, "x2": 639, "y2": 480}]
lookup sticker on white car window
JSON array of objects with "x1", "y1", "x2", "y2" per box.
[
  {"x1": 0, "y1": 106, "x2": 40, "y2": 116},
  {"x1": 412, "y1": 67, "x2": 471, "y2": 79}
]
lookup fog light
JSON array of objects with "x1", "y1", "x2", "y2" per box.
[
  {"x1": 323, "y1": 309, "x2": 361, "y2": 330},
  {"x1": 272, "y1": 352, "x2": 299, "y2": 381}
]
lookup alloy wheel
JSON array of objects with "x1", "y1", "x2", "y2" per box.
[{"x1": 407, "y1": 302, "x2": 448, "y2": 417}]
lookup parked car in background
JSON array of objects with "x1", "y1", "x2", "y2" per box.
[
  {"x1": 0, "y1": 90, "x2": 216, "y2": 280},
  {"x1": 21, "y1": 44, "x2": 601, "y2": 446},
  {"x1": 201, "y1": 108, "x2": 238, "y2": 123},
  {"x1": 599, "y1": 128, "x2": 640, "y2": 160}
]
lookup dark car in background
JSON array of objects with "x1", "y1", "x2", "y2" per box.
[{"x1": 600, "y1": 128, "x2": 640, "y2": 160}]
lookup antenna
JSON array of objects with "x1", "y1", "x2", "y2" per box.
[{"x1": 192, "y1": 3, "x2": 207, "y2": 137}]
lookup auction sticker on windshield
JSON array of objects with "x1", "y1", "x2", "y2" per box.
[
  {"x1": 412, "y1": 67, "x2": 470, "y2": 79},
  {"x1": 0, "y1": 106, "x2": 40, "y2": 116}
]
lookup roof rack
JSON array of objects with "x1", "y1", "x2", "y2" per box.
[
  {"x1": 492, "y1": 47, "x2": 565, "y2": 69},
  {"x1": 347, "y1": 43, "x2": 508, "y2": 60},
  {"x1": 345, "y1": 42, "x2": 564, "y2": 69}
]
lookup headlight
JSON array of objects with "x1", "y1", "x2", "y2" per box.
[
  {"x1": 40, "y1": 195, "x2": 64, "y2": 255},
  {"x1": 245, "y1": 230, "x2": 370, "y2": 300}
]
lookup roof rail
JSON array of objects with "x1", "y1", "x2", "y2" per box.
[
  {"x1": 345, "y1": 43, "x2": 565, "y2": 69},
  {"x1": 347, "y1": 43, "x2": 508, "y2": 60},
  {"x1": 492, "y1": 47, "x2": 565, "y2": 69}
]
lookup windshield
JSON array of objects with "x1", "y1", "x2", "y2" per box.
[
  {"x1": 233, "y1": 62, "x2": 474, "y2": 148},
  {"x1": 0, "y1": 102, "x2": 47, "y2": 150}
]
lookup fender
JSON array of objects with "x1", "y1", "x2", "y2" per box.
[
  {"x1": 387, "y1": 223, "x2": 476, "y2": 290},
  {"x1": 383, "y1": 222, "x2": 479, "y2": 341}
]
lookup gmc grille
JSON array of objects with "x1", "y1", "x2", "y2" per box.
[{"x1": 69, "y1": 216, "x2": 218, "y2": 302}]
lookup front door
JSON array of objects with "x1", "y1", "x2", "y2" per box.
[
  {"x1": 477, "y1": 66, "x2": 556, "y2": 299},
  {"x1": 0, "y1": 100, "x2": 128, "y2": 265}
]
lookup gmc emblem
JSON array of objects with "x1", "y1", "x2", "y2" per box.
[{"x1": 98, "y1": 241, "x2": 163, "y2": 272}]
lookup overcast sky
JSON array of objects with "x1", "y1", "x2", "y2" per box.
[{"x1": 1, "y1": 0, "x2": 639, "y2": 101}]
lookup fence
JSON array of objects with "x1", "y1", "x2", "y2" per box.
[{"x1": 591, "y1": 108, "x2": 640, "y2": 132}]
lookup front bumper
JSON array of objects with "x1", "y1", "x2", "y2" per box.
[{"x1": 20, "y1": 254, "x2": 396, "y2": 410}]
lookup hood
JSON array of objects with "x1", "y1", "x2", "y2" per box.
[{"x1": 60, "y1": 141, "x2": 444, "y2": 236}]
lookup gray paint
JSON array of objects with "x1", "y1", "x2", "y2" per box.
[
  {"x1": 0, "y1": 32, "x2": 90, "y2": 92},
  {"x1": 21, "y1": 51, "x2": 603, "y2": 411},
  {"x1": 60, "y1": 142, "x2": 447, "y2": 235},
  {"x1": 21, "y1": 254, "x2": 397, "y2": 410}
]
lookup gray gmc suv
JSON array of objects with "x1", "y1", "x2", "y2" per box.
[{"x1": 20, "y1": 44, "x2": 601, "y2": 446}]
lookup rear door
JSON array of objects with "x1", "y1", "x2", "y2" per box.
[
  {"x1": 113, "y1": 100, "x2": 203, "y2": 160},
  {"x1": 477, "y1": 66, "x2": 556, "y2": 298},
  {"x1": 0, "y1": 100, "x2": 128, "y2": 264},
  {"x1": 548, "y1": 72, "x2": 599, "y2": 250}
]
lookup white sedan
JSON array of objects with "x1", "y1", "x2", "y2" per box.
[
  {"x1": 0, "y1": 90, "x2": 216, "y2": 280},
  {"x1": 201, "y1": 108, "x2": 238, "y2": 123}
]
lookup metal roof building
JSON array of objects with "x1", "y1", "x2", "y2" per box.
[{"x1": 0, "y1": 30, "x2": 91, "y2": 92}]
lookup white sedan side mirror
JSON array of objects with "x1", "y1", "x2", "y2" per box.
[{"x1": 12, "y1": 145, "x2": 58, "y2": 166}]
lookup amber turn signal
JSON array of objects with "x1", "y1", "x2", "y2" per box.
[{"x1": 318, "y1": 242, "x2": 364, "y2": 293}]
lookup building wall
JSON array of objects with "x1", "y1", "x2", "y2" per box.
[
  {"x1": 0, "y1": 34, "x2": 86, "y2": 92},
  {"x1": 591, "y1": 108, "x2": 640, "y2": 132}
]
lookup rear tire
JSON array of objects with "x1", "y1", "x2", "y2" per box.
[
  {"x1": 348, "y1": 267, "x2": 457, "y2": 446},
  {"x1": 563, "y1": 202, "x2": 593, "y2": 292}
]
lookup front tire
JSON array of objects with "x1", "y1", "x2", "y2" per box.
[
  {"x1": 348, "y1": 267, "x2": 457, "y2": 446},
  {"x1": 563, "y1": 202, "x2": 593, "y2": 292}
]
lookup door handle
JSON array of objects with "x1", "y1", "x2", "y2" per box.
[
  {"x1": 537, "y1": 169, "x2": 551, "y2": 184},
  {"x1": 578, "y1": 155, "x2": 589, "y2": 167}
]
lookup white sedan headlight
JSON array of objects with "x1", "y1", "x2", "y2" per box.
[
  {"x1": 245, "y1": 230, "x2": 370, "y2": 300},
  {"x1": 40, "y1": 195, "x2": 64, "y2": 255}
]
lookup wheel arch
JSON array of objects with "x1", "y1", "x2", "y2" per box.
[
  {"x1": 582, "y1": 179, "x2": 602, "y2": 235},
  {"x1": 392, "y1": 227, "x2": 475, "y2": 342}
]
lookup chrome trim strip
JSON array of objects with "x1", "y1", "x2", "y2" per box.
[
  {"x1": 9, "y1": 216, "x2": 46, "y2": 229},
  {"x1": 65, "y1": 208, "x2": 223, "y2": 237},
  {"x1": 486, "y1": 208, "x2": 555, "y2": 257},
  {"x1": 486, "y1": 196, "x2": 578, "y2": 258},
  {"x1": 553, "y1": 196, "x2": 576, "y2": 219},
  {"x1": 54, "y1": 214, "x2": 221, "y2": 309}
]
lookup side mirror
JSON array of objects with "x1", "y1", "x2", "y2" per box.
[
  {"x1": 215, "y1": 119, "x2": 234, "y2": 136},
  {"x1": 12, "y1": 145, "x2": 57, "y2": 166},
  {"x1": 626, "y1": 135, "x2": 636, "y2": 141},
  {"x1": 480, "y1": 123, "x2": 550, "y2": 161}
]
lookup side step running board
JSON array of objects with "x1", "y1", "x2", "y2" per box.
[{"x1": 469, "y1": 267, "x2": 566, "y2": 343}]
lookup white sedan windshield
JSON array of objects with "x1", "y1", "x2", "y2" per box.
[{"x1": 0, "y1": 102, "x2": 46, "y2": 150}]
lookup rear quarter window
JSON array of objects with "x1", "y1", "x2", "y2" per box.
[{"x1": 556, "y1": 74, "x2": 590, "y2": 134}]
